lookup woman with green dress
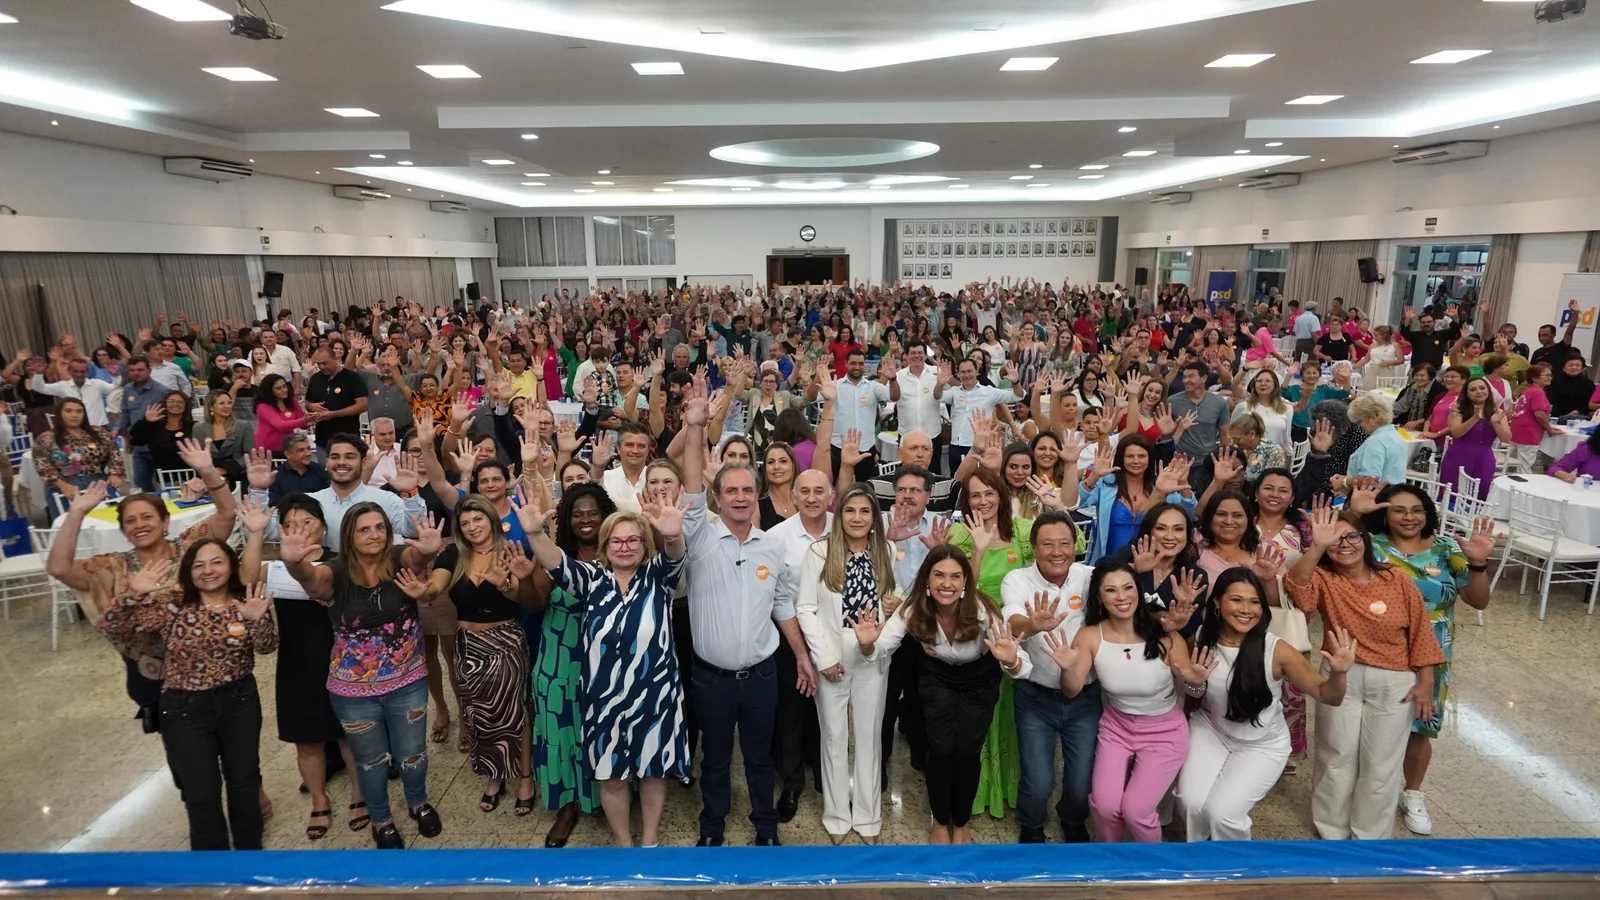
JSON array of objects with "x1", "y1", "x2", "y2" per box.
[
  {"x1": 1360, "y1": 482, "x2": 1493, "y2": 837},
  {"x1": 948, "y1": 466, "x2": 1033, "y2": 819},
  {"x1": 528, "y1": 483, "x2": 614, "y2": 847}
]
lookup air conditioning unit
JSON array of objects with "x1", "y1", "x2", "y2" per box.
[
  {"x1": 333, "y1": 185, "x2": 392, "y2": 201},
  {"x1": 429, "y1": 201, "x2": 471, "y2": 213},
  {"x1": 1238, "y1": 174, "x2": 1301, "y2": 190},
  {"x1": 163, "y1": 157, "x2": 253, "y2": 183},
  {"x1": 1391, "y1": 142, "x2": 1489, "y2": 166},
  {"x1": 1149, "y1": 192, "x2": 1191, "y2": 205}
]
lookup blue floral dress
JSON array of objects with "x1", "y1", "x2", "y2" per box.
[{"x1": 1371, "y1": 533, "x2": 1467, "y2": 738}]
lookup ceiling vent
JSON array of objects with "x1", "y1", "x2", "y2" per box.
[
  {"x1": 163, "y1": 157, "x2": 253, "y2": 183},
  {"x1": 333, "y1": 185, "x2": 392, "y2": 201},
  {"x1": 1238, "y1": 173, "x2": 1301, "y2": 190},
  {"x1": 429, "y1": 201, "x2": 471, "y2": 213},
  {"x1": 1391, "y1": 141, "x2": 1489, "y2": 166},
  {"x1": 1149, "y1": 192, "x2": 1191, "y2": 205}
]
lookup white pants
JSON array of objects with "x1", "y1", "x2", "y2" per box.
[
  {"x1": 1511, "y1": 442, "x2": 1540, "y2": 472},
  {"x1": 1177, "y1": 714, "x2": 1290, "y2": 841},
  {"x1": 1312, "y1": 662, "x2": 1415, "y2": 840},
  {"x1": 815, "y1": 633, "x2": 889, "y2": 837}
]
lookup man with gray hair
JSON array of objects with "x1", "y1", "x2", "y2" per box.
[
  {"x1": 363, "y1": 416, "x2": 399, "y2": 487},
  {"x1": 266, "y1": 430, "x2": 329, "y2": 507}
]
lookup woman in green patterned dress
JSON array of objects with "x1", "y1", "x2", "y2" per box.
[
  {"x1": 1361, "y1": 483, "x2": 1493, "y2": 837},
  {"x1": 528, "y1": 483, "x2": 614, "y2": 846}
]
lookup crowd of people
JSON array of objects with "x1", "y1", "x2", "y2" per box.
[{"x1": 7, "y1": 276, "x2": 1600, "y2": 851}]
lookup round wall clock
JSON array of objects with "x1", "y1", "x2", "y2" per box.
[{"x1": 799, "y1": 225, "x2": 816, "y2": 242}]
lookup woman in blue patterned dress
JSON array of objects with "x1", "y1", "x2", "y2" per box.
[
  {"x1": 1360, "y1": 483, "x2": 1493, "y2": 836},
  {"x1": 524, "y1": 488, "x2": 688, "y2": 848}
]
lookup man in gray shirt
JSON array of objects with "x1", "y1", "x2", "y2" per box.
[
  {"x1": 1292, "y1": 301, "x2": 1321, "y2": 363},
  {"x1": 1168, "y1": 361, "x2": 1230, "y2": 496}
]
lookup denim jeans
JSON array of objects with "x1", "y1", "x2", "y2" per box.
[
  {"x1": 329, "y1": 677, "x2": 431, "y2": 827},
  {"x1": 158, "y1": 675, "x2": 265, "y2": 850},
  {"x1": 691, "y1": 655, "x2": 778, "y2": 841},
  {"x1": 1014, "y1": 678, "x2": 1103, "y2": 836},
  {"x1": 131, "y1": 448, "x2": 156, "y2": 494}
]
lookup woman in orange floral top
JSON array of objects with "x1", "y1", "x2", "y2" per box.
[
  {"x1": 32, "y1": 398, "x2": 123, "y2": 514},
  {"x1": 101, "y1": 538, "x2": 275, "y2": 850}
]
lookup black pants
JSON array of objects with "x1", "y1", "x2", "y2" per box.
[
  {"x1": 920, "y1": 655, "x2": 1002, "y2": 829},
  {"x1": 829, "y1": 445, "x2": 878, "y2": 487},
  {"x1": 672, "y1": 600, "x2": 699, "y2": 760},
  {"x1": 691, "y1": 655, "x2": 779, "y2": 841},
  {"x1": 124, "y1": 655, "x2": 162, "y2": 719},
  {"x1": 773, "y1": 640, "x2": 820, "y2": 794},
  {"x1": 880, "y1": 640, "x2": 926, "y2": 776},
  {"x1": 159, "y1": 676, "x2": 265, "y2": 850}
]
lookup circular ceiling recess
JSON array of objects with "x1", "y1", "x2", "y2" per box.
[{"x1": 710, "y1": 137, "x2": 939, "y2": 168}]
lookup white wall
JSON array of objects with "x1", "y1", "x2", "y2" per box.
[
  {"x1": 1506, "y1": 232, "x2": 1589, "y2": 343},
  {"x1": 0, "y1": 130, "x2": 497, "y2": 258}
]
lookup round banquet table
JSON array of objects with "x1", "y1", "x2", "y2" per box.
[
  {"x1": 1486, "y1": 474, "x2": 1600, "y2": 546},
  {"x1": 1539, "y1": 425, "x2": 1591, "y2": 462},
  {"x1": 52, "y1": 499, "x2": 219, "y2": 555}
]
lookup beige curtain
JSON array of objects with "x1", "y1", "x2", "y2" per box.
[
  {"x1": 265, "y1": 256, "x2": 336, "y2": 319},
  {"x1": 1124, "y1": 248, "x2": 1156, "y2": 289},
  {"x1": 1283, "y1": 240, "x2": 1378, "y2": 313},
  {"x1": 427, "y1": 258, "x2": 458, "y2": 304},
  {"x1": 1478, "y1": 234, "x2": 1520, "y2": 333},
  {"x1": 271, "y1": 256, "x2": 463, "y2": 318},
  {"x1": 1580, "y1": 232, "x2": 1600, "y2": 273},
  {"x1": 1189, "y1": 244, "x2": 1250, "y2": 300},
  {"x1": 157, "y1": 255, "x2": 253, "y2": 327},
  {"x1": 471, "y1": 258, "x2": 495, "y2": 303}
]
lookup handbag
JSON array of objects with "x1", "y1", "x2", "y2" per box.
[{"x1": 1265, "y1": 573, "x2": 1313, "y2": 653}]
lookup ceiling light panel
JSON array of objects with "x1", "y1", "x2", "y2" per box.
[
  {"x1": 481, "y1": 159, "x2": 515, "y2": 165},
  {"x1": 1285, "y1": 94, "x2": 1342, "y2": 105},
  {"x1": 1000, "y1": 57, "x2": 1057, "y2": 71},
  {"x1": 1205, "y1": 53, "x2": 1274, "y2": 68},
  {"x1": 325, "y1": 107, "x2": 379, "y2": 117},
  {"x1": 1122, "y1": 150, "x2": 1158, "y2": 157},
  {"x1": 1411, "y1": 50, "x2": 1491, "y2": 64},
  {"x1": 201, "y1": 67, "x2": 276, "y2": 81},
  {"x1": 632, "y1": 62, "x2": 684, "y2": 75},
  {"x1": 1079, "y1": 164, "x2": 1109, "y2": 170},
  {"x1": 1118, "y1": 126, "x2": 1138, "y2": 133},
  {"x1": 520, "y1": 133, "x2": 538, "y2": 140},
  {"x1": 1009, "y1": 175, "x2": 1033, "y2": 180},
  {"x1": 416, "y1": 64, "x2": 480, "y2": 78},
  {"x1": 0, "y1": 13, "x2": 17, "y2": 23},
  {"x1": 129, "y1": 0, "x2": 230, "y2": 22},
  {"x1": 0, "y1": 68, "x2": 141, "y2": 119}
]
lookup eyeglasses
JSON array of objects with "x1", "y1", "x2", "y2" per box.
[
  {"x1": 606, "y1": 536, "x2": 643, "y2": 551},
  {"x1": 1333, "y1": 533, "x2": 1365, "y2": 547}
]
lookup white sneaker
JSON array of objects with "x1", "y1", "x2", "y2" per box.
[{"x1": 1400, "y1": 790, "x2": 1433, "y2": 835}]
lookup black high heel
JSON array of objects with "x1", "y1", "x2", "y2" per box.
[
  {"x1": 348, "y1": 801, "x2": 370, "y2": 832},
  {"x1": 515, "y1": 793, "x2": 535, "y2": 817},
  {"x1": 479, "y1": 782, "x2": 506, "y2": 812},
  {"x1": 305, "y1": 808, "x2": 331, "y2": 841}
]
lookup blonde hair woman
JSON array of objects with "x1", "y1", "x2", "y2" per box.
[
  {"x1": 1233, "y1": 369, "x2": 1292, "y2": 449},
  {"x1": 205, "y1": 390, "x2": 255, "y2": 488},
  {"x1": 795, "y1": 483, "x2": 899, "y2": 844}
]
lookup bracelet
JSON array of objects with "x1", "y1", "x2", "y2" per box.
[
  {"x1": 1468, "y1": 562, "x2": 1488, "y2": 573},
  {"x1": 398, "y1": 488, "x2": 420, "y2": 498},
  {"x1": 1184, "y1": 682, "x2": 1207, "y2": 696},
  {"x1": 202, "y1": 479, "x2": 226, "y2": 492}
]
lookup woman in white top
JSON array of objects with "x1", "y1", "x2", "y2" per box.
[
  {"x1": 1361, "y1": 325, "x2": 1405, "y2": 387},
  {"x1": 852, "y1": 544, "x2": 1030, "y2": 846},
  {"x1": 796, "y1": 483, "x2": 898, "y2": 844},
  {"x1": 1072, "y1": 370, "x2": 1108, "y2": 412},
  {"x1": 1233, "y1": 369, "x2": 1292, "y2": 450},
  {"x1": 1177, "y1": 568, "x2": 1355, "y2": 841},
  {"x1": 1042, "y1": 559, "x2": 1209, "y2": 843}
]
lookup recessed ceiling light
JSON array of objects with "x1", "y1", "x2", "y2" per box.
[
  {"x1": 1027, "y1": 183, "x2": 1049, "y2": 188},
  {"x1": 50, "y1": 119, "x2": 59, "y2": 125},
  {"x1": 1078, "y1": 174, "x2": 1104, "y2": 179},
  {"x1": 520, "y1": 181, "x2": 545, "y2": 186},
  {"x1": 1028, "y1": 163, "x2": 1043, "y2": 169},
  {"x1": 1079, "y1": 164, "x2": 1109, "y2": 170},
  {"x1": 632, "y1": 62, "x2": 684, "y2": 75},
  {"x1": 653, "y1": 187, "x2": 674, "y2": 192},
  {"x1": 314, "y1": 171, "x2": 320, "y2": 174},
  {"x1": 247, "y1": 158, "x2": 254, "y2": 162},
  {"x1": 416, "y1": 64, "x2": 479, "y2": 79},
  {"x1": 1206, "y1": 53, "x2": 1274, "y2": 68},
  {"x1": 129, "y1": 0, "x2": 230, "y2": 22},
  {"x1": 597, "y1": 169, "x2": 611, "y2": 174},
  {"x1": 731, "y1": 187, "x2": 752, "y2": 191},
  {"x1": 574, "y1": 188, "x2": 595, "y2": 193},
  {"x1": 1000, "y1": 57, "x2": 1058, "y2": 71},
  {"x1": 482, "y1": 159, "x2": 515, "y2": 165},
  {"x1": 0, "y1": 13, "x2": 17, "y2": 23},
  {"x1": 201, "y1": 67, "x2": 276, "y2": 82},
  {"x1": 369, "y1": 154, "x2": 385, "y2": 159},
  {"x1": 1285, "y1": 94, "x2": 1343, "y2": 105},
  {"x1": 868, "y1": 185, "x2": 890, "y2": 189},
  {"x1": 947, "y1": 184, "x2": 970, "y2": 189},
  {"x1": 1009, "y1": 175, "x2": 1033, "y2": 180},
  {"x1": 1264, "y1": 141, "x2": 1284, "y2": 147},
  {"x1": 397, "y1": 160, "x2": 413, "y2": 165},
  {"x1": 592, "y1": 180, "x2": 614, "y2": 185},
  {"x1": 523, "y1": 173, "x2": 549, "y2": 177},
  {"x1": 1233, "y1": 149, "x2": 1251, "y2": 154},
  {"x1": 1393, "y1": 144, "x2": 1401, "y2": 148},
  {"x1": 1118, "y1": 125, "x2": 1138, "y2": 133},
  {"x1": 1411, "y1": 50, "x2": 1490, "y2": 64},
  {"x1": 325, "y1": 107, "x2": 378, "y2": 117},
  {"x1": 1320, "y1": 158, "x2": 1326, "y2": 162},
  {"x1": 1122, "y1": 150, "x2": 1158, "y2": 157},
  {"x1": 406, "y1": 188, "x2": 411, "y2": 191},
  {"x1": 698, "y1": 25, "x2": 726, "y2": 34},
  {"x1": 1493, "y1": 124, "x2": 1501, "y2": 129},
  {"x1": 520, "y1": 133, "x2": 538, "y2": 140}
]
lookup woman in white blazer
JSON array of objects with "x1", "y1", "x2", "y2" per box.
[{"x1": 796, "y1": 482, "x2": 899, "y2": 844}]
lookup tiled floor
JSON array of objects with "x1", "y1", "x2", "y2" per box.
[{"x1": 2, "y1": 576, "x2": 1598, "y2": 852}]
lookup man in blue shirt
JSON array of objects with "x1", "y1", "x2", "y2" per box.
[
  {"x1": 1292, "y1": 301, "x2": 1322, "y2": 363},
  {"x1": 265, "y1": 432, "x2": 330, "y2": 507},
  {"x1": 116, "y1": 357, "x2": 166, "y2": 491}
]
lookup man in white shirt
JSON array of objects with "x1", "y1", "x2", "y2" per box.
[
  {"x1": 939, "y1": 357, "x2": 1024, "y2": 474},
  {"x1": 31, "y1": 358, "x2": 120, "y2": 427},
  {"x1": 894, "y1": 339, "x2": 945, "y2": 473},
  {"x1": 999, "y1": 510, "x2": 1099, "y2": 844},
  {"x1": 247, "y1": 434, "x2": 427, "y2": 551},
  {"x1": 594, "y1": 421, "x2": 651, "y2": 512},
  {"x1": 260, "y1": 329, "x2": 303, "y2": 394},
  {"x1": 362, "y1": 417, "x2": 399, "y2": 487}
]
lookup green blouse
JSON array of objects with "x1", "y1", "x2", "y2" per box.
[{"x1": 949, "y1": 517, "x2": 1035, "y2": 603}]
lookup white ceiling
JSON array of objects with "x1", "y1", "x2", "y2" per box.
[{"x1": 1, "y1": 0, "x2": 1597, "y2": 211}]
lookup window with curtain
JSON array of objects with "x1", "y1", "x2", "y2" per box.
[
  {"x1": 593, "y1": 215, "x2": 676, "y2": 266},
  {"x1": 496, "y1": 216, "x2": 587, "y2": 267},
  {"x1": 1249, "y1": 246, "x2": 1289, "y2": 299}
]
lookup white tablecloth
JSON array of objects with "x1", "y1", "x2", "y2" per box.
[
  {"x1": 1486, "y1": 474, "x2": 1600, "y2": 545},
  {"x1": 1540, "y1": 426, "x2": 1590, "y2": 462},
  {"x1": 52, "y1": 502, "x2": 218, "y2": 555}
]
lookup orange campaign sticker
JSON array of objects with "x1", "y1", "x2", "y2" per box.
[
  {"x1": 1068, "y1": 594, "x2": 1084, "y2": 610},
  {"x1": 226, "y1": 621, "x2": 247, "y2": 638},
  {"x1": 1423, "y1": 566, "x2": 1441, "y2": 577},
  {"x1": 755, "y1": 565, "x2": 771, "y2": 581},
  {"x1": 1006, "y1": 550, "x2": 1018, "y2": 564},
  {"x1": 895, "y1": 547, "x2": 906, "y2": 561},
  {"x1": 1369, "y1": 600, "x2": 1388, "y2": 616}
]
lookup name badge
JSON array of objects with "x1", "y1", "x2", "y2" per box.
[
  {"x1": 754, "y1": 565, "x2": 771, "y2": 581},
  {"x1": 1369, "y1": 600, "x2": 1388, "y2": 616},
  {"x1": 334, "y1": 387, "x2": 342, "y2": 394},
  {"x1": 226, "y1": 621, "x2": 247, "y2": 638}
]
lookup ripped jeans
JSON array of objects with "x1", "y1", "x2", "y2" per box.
[{"x1": 329, "y1": 678, "x2": 431, "y2": 827}]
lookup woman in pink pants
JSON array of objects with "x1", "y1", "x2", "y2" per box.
[{"x1": 1043, "y1": 559, "x2": 1213, "y2": 842}]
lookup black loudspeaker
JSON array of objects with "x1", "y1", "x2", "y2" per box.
[
  {"x1": 1357, "y1": 257, "x2": 1380, "y2": 284},
  {"x1": 1134, "y1": 266, "x2": 1149, "y2": 286},
  {"x1": 466, "y1": 281, "x2": 481, "y2": 301},
  {"x1": 261, "y1": 271, "x2": 284, "y2": 298}
]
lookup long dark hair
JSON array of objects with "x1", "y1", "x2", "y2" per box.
[
  {"x1": 1362, "y1": 482, "x2": 1441, "y2": 540},
  {"x1": 1196, "y1": 568, "x2": 1274, "y2": 726},
  {"x1": 1112, "y1": 434, "x2": 1158, "y2": 507},
  {"x1": 1130, "y1": 501, "x2": 1200, "y2": 572},
  {"x1": 1198, "y1": 489, "x2": 1260, "y2": 552},
  {"x1": 554, "y1": 482, "x2": 617, "y2": 556},
  {"x1": 773, "y1": 407, "x2": 815, "y2": 446},
  {"x1": 255, "y1": 373, "x2": 293, "y2": 414},
  {"x1": 959, "y1": 466, "x2": 1016, "y2": 543},
  {"x1": 1247, "y1": 467, "x2": 1309, "y2": 531},
  {"x1": 903, "y1": 543, "x2": 994, "y2": 645},
  {"x1": 52, "y1": 398, "x2": 89, "y2": 446},
  {"x1": 1454, "y1": 376, "x2": 1492, "y2": 420},
  {"x1": 1083, "y1": 559, "x2": 1167, "y2": 661},
  {"x1": 177, "y1": 537, "x2": 245, "y2": 607}
]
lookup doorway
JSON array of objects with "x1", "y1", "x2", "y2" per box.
[{"x1": 767, "y1": 254, "x2": 848, "y2": 286}]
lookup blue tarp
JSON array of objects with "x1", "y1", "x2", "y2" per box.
[{"x1": 2, "y1": 839, "x2": 1599, "y2": 890}]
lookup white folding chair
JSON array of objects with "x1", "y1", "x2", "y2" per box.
[
  {"x1": 27, "y1": 526, "x2": 87, "y2": 650},
  {"x1": 1488, "y1": 492, "x2": 1600, "y2": 620},
  {"x1": 157, "y1": 467, "x2": 197, "y2": 492},
  {"x1": 1455, "y1": 469, "x2": 1481, "y2": 502},
  {"x1": 870, "y1": 477, "x2": 897, "y2": 506},
  {"x1": 1409, "y1": 477, "x2": 1451, "y2": 510},
  {"x1": 1290, "y1": 439, "x2": 1310, "y2": 476},
  {"x1": 1492, "y1": 441, "x2": 1524, "y2": 476},
  {"x1": 1438, "y1": 487, "x2": 1498, "y2": 627},
  {"x1": 875, "y1": 458, "x2": 899, "y2": 478},
  {"x1": 0, "y1": 538, "x2": 50, "y2": 620},
  {"x1": 1375, "y1": 375, "x2": 1407, "y2": 392},
  {"x1": 5, "y1": 431, "x2": 31, "y2": 471}
]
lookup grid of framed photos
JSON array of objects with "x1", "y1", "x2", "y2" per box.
[{"x1": 896, "y1": 219, "x2": 1098, "y2": 277}]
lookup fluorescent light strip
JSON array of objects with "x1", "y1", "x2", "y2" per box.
[
  {"x1": 1079, "y1": 164, "x2": 1109, "y2": 170},
  {"x1": 201, "y1": 67, "x2": 276, "y2": 81},
  {"x1": 1285, "y1": 94, "x2": 1342, "y2": 105},
  {"x1": 1009, "y1": 175, "x2": 1033, "y2": 180},
  {"x1": 0, "y1": 13, "x2": 17, "y2": 23},
  {"x1": 325, "y1": 107, "x2": 379, "y2": 117},
  {"x1": 482, "y1": 159, "x2": 515, "y2": 165},
  {"x1": 1118, "y1": 125, "x2": 1138, "y2": 133},
  {"x1": 0, "y1": 68, "x2": 141, "y2": 119},
  {"x1": 1000, "y1": 57, "x2": 1057, "y2": 71},
  {"x1": 1411, "y1": 49, "x2": 1491, "y2": 64},
  {"x1": 1206, "y1": 53, "x2": 1273, "y2": 68},
  {"x1": 1122, "y1": 150, "x2": 1158, "y2": 157},
  {"x1": 129, "y1": 0, "x2": 229, "y2": 22},
  {"x1": 632, "y1": 62, "x2": 683, "y2": 75},
  {"x1": 416, "y1": 64, "x2": 480, "y2": 78}
]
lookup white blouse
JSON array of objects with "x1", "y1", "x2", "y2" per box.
[{"x1": 868, "y1": 606, "x2": 1033, "y2": 679}]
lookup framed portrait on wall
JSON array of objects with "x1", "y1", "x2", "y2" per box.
[
  {"x1": 1086, "y1": 219, "x2": 1098, "y2": 235},
  {"x1": 1020, "y1": 242, "x2": 1030, "y2": 257},
  {"x1": 915, "y1": 264, "x2": 927, "y2": 278},
  {"x1": 1072, "y1": 241, "x2": 1085, "y2": 256},
  {"x1": 943, "y1": 222, "x2": 954, "y2": 235},
  {"x1": 955, "y1": 243, "x2": 965, "y2": 256},
  {"x1": 1033, "y1": 221, "x2": 1045, "y2": 234},
  {"x1": 916, "y1": 221, "x2": 927, "y2": 235},
  {"x1": 955, "y1": 222, "x2": 966, "y2": 235},
  {"x1": 967, "y1": 242, "x2": 978, "y2": 256},
  {"x1": 967, "y1": 221, "x2": 979, "y2": 234},
  {"x1": 1020, "y1": 221, "x2": 1031, "y2": 235},
  {"x1": 902, "y1": 264, "x2": 913, "y2": 278},
  {"x1": 916, "y1": 242, "x2": 926, "y2": 256},
  {"x1": 1007, "y1": 242, "x2": 1018, "y2": 256},
  {"x1": 980, "y1": 242, "x2": 992, "y2": 256},
  {"x1": 1072, "y1": 220, "x2": 1085, "y2": 235},
  {"x1": 902, "y1": 242, "x2": 913, "y2": 257},
  {"x1": 903, "y1": 221, "x2": 914, "y2": 236},
  {"x1": 940, "y1": 263, "x2": 952, "y2": 277},
  {"x1": 942, "y1": 242, "x2": 953, "y2": 256},
  {"x1": 1045, "y1": 241, "x2": 1056, "y2": 256},
  {"x1": 1007, "y1": 221, "x2": 1018, "y2": 234},
  {"x1": 1033, "y1": 242, "x2": 1043, "y2": 256},
  {"x1": 1085, "y1": 240, "x2": 1097, "y2": 255},
  {"x1": 1046, "y1": 221, "x2": 1058, "y2": 235},
  {"x1": 981, "y1": 222, "x2": 992, "y2": 235}
]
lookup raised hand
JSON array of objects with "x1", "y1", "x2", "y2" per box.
[
  {"x1": 519, "y1": 433, "x2": 541, "y2": 471},
  {"x1": 1172, "y1": 645, "x2": 1219, "y2": 686},
  {"x1": 1025, "y1": 591, "x2": 1068, "y2": 636},
  {"x1": 384, "y1": 451, "x2": 422, "y2": 494},
  {"x1": 1210, "y1": 449, "x2": 1242, "y2": 487},
  {"x1": 1089, "y1": 442, "x2": 1119, "y2": 480},
  {"x1": 1250, "y1": 541, "x2": 1286, "y2": 581},
  {"x1": 1026, "y1": 474, "x2": 1064, "y2": 509},
  {"x1": 839, "y1": 428, "x2": 866, "y2": 470},
  {"x1": 1059, "y1": 429, "x2": 1085, "y2": 465},
  {"x1": 1309, "y1": 417, "x2": 1335, "y2": 454},
  {"x1": 415, "y1": 410, "x2": 436, "y2": 445},
  {"x1": 1345, "y1": 479, "x2": 1390, "y2": 516},
  {"x1": 512, "y1": 483, "x2": 555, "y2": 535},
  {"x1": 1170, "y1": 567, "x2": 1205, "y2": 609},
  {"x1": 238, "y1": 582, "x2": 272, "y2": 622},
  {"x1": 502, "y1": 541, "x2": 537, "y2": 580},
  {"x1": 1461, "y1": 516, "x2": 1496, "y2": 566},
  {"x1": 850, "y1": 611, "x2": 883, "y2": 650},
  {"x1": 237, "y1": 495, "x2": 272, "y2": 535},
  {"x1": 277, "y1": 516, "x2": 319, "y2": 565},
  {"x1": 1041, "y1": 629, "x2": 1079, "y2": 671},
  {"x1": 450, "y1": 391, "x2": 476, "y2": 430},
  {"x1": 404, "y1": 512, "x2": 444, "y2": 558},
  {"x1": 1320, "y1": 626, "x2": 1358, "y2": 674},
  {"x1": 246, "y1": 448, "x2": 277, "y2": 491},
  {"x1": 394, "y1": 568, "x2": 432, "y2": 600},
  {"x1": 129, "y1": 558, "x2": 176, "y2": 596},
  {"x1": 967, "y1": 513, "x2": 999, "y2": 558},
  {"x1": 984, "y1": 618, "x2": 1022, "y2": 668},
  {"x1": 554, "y1": 419, "x2": 584, "y2": 455},
  {"x1": 1154, "y1": 456, "x2": 1190, "y2": 495},
  {"x1": 1131, "y1": 534, "x2": 1159, "y2": 573},
  {"x1": 639, "y1": 493, "x2": 686, "y2": 538},
  {"x1": 920, "y1": 515, "x2": 952, "y2": 550},
  {"x1": 885, "y1": 502, "x2": 921, "y2": 542},
  {"x1": 1308, "y1": 497, "x2": 1340, "y2": 549},
  {"x1": 69, "y1": 480, "x2": 108, "y2": 515},
  {"x1": 1174, "y1": 410, "x2": 1199, "y2": 437},
  {"x1": 449, "y1": 436, "x2": 477, "y2": 478}
]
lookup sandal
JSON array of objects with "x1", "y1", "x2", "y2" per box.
[
  {"x1": 306, "y1": 808, "x2": 332, "y2": 841},
  {"x1": 480, "y1": 782, "x2": 506, "y2": 812},
  {"x1": 429, "y1": 717, "x2": 451, "y2": 744},
  {"x1": 457, "y1": 731, "x2": 469, "y2": 754},
  {"x1": 514, "y1": 793, "x2": 535, "y2": 817},
  {"x1": 348, "y1": 801, "x2": 370, "y2": 832}
]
